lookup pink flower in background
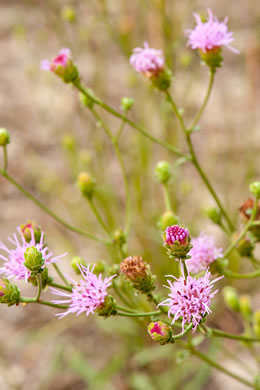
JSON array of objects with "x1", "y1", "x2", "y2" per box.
[
  {"x1": 186, "y1": 9, "x2": 239, "y2": 53},
  {"x1": 159, "y1": 268, "x2": 223, "y2": 332},
  {"x1": 41, "y1": 48, "x2": 71, "y2": 72},
  {"x1": 0, "y1": 227, "x2": 66, "y2": 281},
  {"x1": 186, "y1": 234, "x2": 223, "y2": 274},
  {"x1": 164, "y1": 225, "x2": 189, "y2": 245},
  {"x1": 130, "y1": 42, "x2": 164, "y2": 76},
  {"x1": 51, "y1": 264, "x2": 117, "y2": 318}
]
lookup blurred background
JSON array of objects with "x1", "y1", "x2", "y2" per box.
[{"x1": 0, "y1": 0, "x2": 260, "y2": 389}]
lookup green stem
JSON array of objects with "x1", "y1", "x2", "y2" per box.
[
  {"x1": 117, "y1": 310, "x2": 161, "y2": 317},
  {"x1": 116, "y1": 305, "x2": 137, "y2": 313},
  {"x1": 88, "y1": 198, "x2": 111, "y2": 236},
  {"x1": 189, "y1": 69, "x2": 215, "y2": 130},
  {"x1": 189, "y1": 346, "x2": 256, "y2": 389},
  {"x1": 20, "y1": 297, "x2": 69, "y2": 310},
  {"x1": 73, "y1": 80, "x2": 187, "y2": 158},
  {"x1": 48, "y1": 281, "x2": 72, "y2": 292},
  {"x1": 172, "y1": 323, "x2": 193, "y2": 340},
  {"x1": 222, "y1": 269, "x2": 260, "y2": 279},
  {"x1": 0, "y1": 170, "x2": 109, "y2": 245},
  {"x1": 223, "y1": 197, "x2": 259, "y2": 259},
  {"x1": 112, "y1": 280, "x2": 133, "y2": 308},
  {"x1": 3, "y1": 145, "x2": 8, "y2": 171},
  {"x1": 35, "y1": 274, "x2": 42, "y2": 301},
  {"x1": 207, "y1": 327, "x2": 260, "y2": 342},
  {"x1": 115, "y1": 116, "x2": 127, "y2": 141},
  {"x1": 52, "y1": 263, "x2": 70, "y2": 287},
  {"x1": 162, "y1": 183, "x2": 172, "y2": 211}
]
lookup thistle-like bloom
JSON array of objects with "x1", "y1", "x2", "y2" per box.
[
  {"x1": 159, "y1": 268, "x2": 223, "y2": 332},
  {"x1": 186, "y1": 234, "x2": 223, "y2": 274},
  {"x1": 51, "y1": 264, "x2": 117, "y2": 319},
  {"x1": 0, "y1": 227, "x2": 66, "y2": 281},
  {"x1": 164, "y1": 225, "x2": 189, "y2": 245},
  {"x1": 130, "y1": 42, "x2": 164, "y2": 77},
  {"x1": 186, "y1": 9, "x2": 238, "y2": 53},
  {"x1": 41, "y1": 48, "x2": 71, "y2": 72}
]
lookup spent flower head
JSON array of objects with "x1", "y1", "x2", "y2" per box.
[
  {"x1": 0, "y1": 227, "x2": 66, "y2": 281},
  {"x1": 159, "y1": 267, "x2": 223, "y2": 332},
  {"x1": 186, "y1": 234, "x2": 223, "y2": 274},
  {"x1": 120, "y1": 256, "x2": 155, "y2": 294},
  {"x1": 51, "y1": 264, "x2": 117, "y2": 318}
]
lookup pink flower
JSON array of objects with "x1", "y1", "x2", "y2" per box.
[
  {"x1": 0, "y1": 227, "x2": 66, "y2": 281},
  {"x1": 186, "y1": 9, "x2": 239, "y2": 53},
  {"x1": 41, "y1": 48, "x2": 71, "y2": 72},
  {"x1": 130, "y1": 42, "x2": 164, "y2": 77},
  {"x1": 51, "y1": 264, "x2": 117, "y2": 319},
  {"x1": 164, "y1": 225, "x2": 189, "y2": 245},
  {"x1": 159, "y1": 268, "x2": 223, "y2": 332},
  {"x1": 186, "y1": 234, "x2": 223, "y2": 274}
]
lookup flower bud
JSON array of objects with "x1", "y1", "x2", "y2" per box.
[
  {"x1": 250, "y1": 182, "x2": 260, "y2": 199},
  {"x1": 0, "y1": 279, "x2": 20, "y2": 306},
  {"x1": 0, "y1": 128, "x2": 10, "y2": 146},
  {"x1": 158, "y1": 211, "x2": 180, "y2": 231},
  {"x1": 77, "y1": 172, "x2": 96, "y2": 199},
  {"x1": 71, "y1": 256, "x2": 87, "y2": 274},
  {"x1": 41, "y1": 49, "x2": 79, "y2": 83},
  {"x1": 24, "y1": 247, "x2": 44, "y2": 275},
  {"x1": 199, "y1": 47, "x2": 223, "y2": 72},
  {"x1": 152, "y1": 69, "x2": 172, "y2": 91},
  {"x1": 112, "y1": 229, "x2": 127, "y2": 247},
  {"x1": 120, "y1": 256, "x2": 156, "y2": 294},
  {"x1": 155, "y1": 161, "x2": 171, "y2": 184},
  {"x1": 97, "y1": 295, "x2": 117, "y2": 317},
  {"x1": 239, "y1": 295, "x2": 252, "y2": 320},
  {"x1": 61, "y1": 5, "x2": 76, "y2": 22},
  {"x1": 253, "y1": 311, "x2": 260, "y2": 338},
  {"x1": 20, "y1": 221, "x2": 42, "y2": 244},
  {"x1": 62, "y1": 135, "x2": 76, "y2": 152},
  {"x1": 232, "y1": 234, "x2": 254, "y2": 257},
  {"x1": 222, "y1": 287, "x2": 240, "y2": 312},
  {"x1": 92, "y1": 261, "x2": 105, "y2": 275},
  {"x1": 121, "y1": 97, "x2": 135, "y2": 111},
  {"x1": 29, "y1": 267, "x2": 51, "y2": 289},
  {"x1": 162, "y1": 225, "x2": 192, "y2": 260},
  {"x1": 205, "y1": 206, "x2": 222, "y2": 225},
  {"x1": 147, "y1": 321, "x2": 172, "y2": 345}
]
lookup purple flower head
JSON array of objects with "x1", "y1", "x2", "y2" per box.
[
  {"x1": 51, "y1": 264, "x2": 117, "y2": 319},
  {"x1": 41, "y1": 48, "x2": 71, "y2": 72},
  {"x1": 186, "y1": 9, "x2": 239, "y2": 53},
  {"x1": 164, "y1": 225, "x2": 189, "y2": 245},
  {"x1": 186, "y1": 234, "x2": 223, "y2": 274},
  {"x1": 0, "y1": 227, "x2": 66, "y2": 282},
  {"x1": 130, "y1": 42, "x2": 165, "y2": 77},
  {"x1": 159, "y1": 267, "x2": 223, "y2": 332}
]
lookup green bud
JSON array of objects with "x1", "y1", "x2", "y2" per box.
[
  {"x1": 61, "y1": 5, "x2": 76, "y2": 22},
  {"x1": 205, "y1": 206, "x2": 222, "y2": 225},
  {"x1": 222, "y1": 287, "x2": 240, "y2": 312},
  {"x1": 120, "y1": 97, "x2": 135, "y2": 111},
  {"x1": 249, "y1": 182, "x2": 260, "y2": 198},
  {"x1": 97, "y1": 295, "x2": 117, "y2": 317},
  {"x1": 152, "y1": 69, "x2": 172, "y2": 91},
  {"x1": 155, "y1": 161, "x2": 171, "y2": 184},
  {"x1": 148, "y1": 321, "x2": 172, "y2": 345},
  {"x1": 20, "y1": 221, "x2": 42, "y2": 244},
  {"x1": 77, "y1": 172, "x2": 96, "y2": 199},
  {"x1": 158, "y1": 211, "x2": 179, "y2": 231},
  {"x1": 71, "y1": 256, "x2": 87, "y2": 274},
  {"x1": 239, "y1": 295, "x2": 252, "y2": 320},
  {"x1": 233, "y1": 234, "x2": 254, "y2": 257},
  {"x1": 112, "y1": 229, "x2": 127, "y2": 247},
  {"x1": 0, "y1": 279, "x2": 20, "y2": 306},
  {"x1": 24, "y1": 247, "x2": 44, "y2": 275},
  {"x1": 29, "y1": 267, "x2": 51, "y2": 289},
  {"x1": 0, "y1": 128, "x2": 10, "y2": 146},
  {"x1": 92, "y1": 261, "x2": 105, "y2": 275},
  {"x1": 62, "y1": 135, "x2": 76, "y2": 152},
  {"x1": 253, "y1": 311, "x2": 260, "y2": 338}
]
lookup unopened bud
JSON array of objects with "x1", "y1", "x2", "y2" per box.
[
  {"x1": 253, "y1": 311, "x2": 260, "y2": 338},
  {"x1": 61, "y1": 5, "x2": 76, "y2": 22},
  {"x1": 0, "y1": 279, "x2": 20, "y2": 306},
  {"x1": 158, "y1": 211, "x2": 179, "y2": 231},
  {"x1": 77, "y1": 172, "x2": 96, "y2": 199},
  {"x1": 222, "y1": 287, "x2": 240, "y2": 312},
  {"x1": 0, "y1": 128, "x2": 10, "y2": 147},
  {"x1": 162, "y1": 225, "x2": 192, "y2": 260},
  {"x1": 233, "y1": 234, "x2": 254, "y2": 257},
  {"x1": 97, "y1": 295, "x2": 117, "y2": 317},
  {"x1": 120, "y1": 256, "x2": 156, "y2": 294},
  {"x1": 24, "y1": 247, "x2": 44, "y2": 275},
  {"x1": 205, "y1": 206, "x2": 222, "y2": 225},
  {"x1": 148, "y1": 321, "x2": 172, "y2": 345},
  {"x1": 121, "y1": 97, "x2": 134, "y2": 111},
  {"x1": 239, "y1": 295, "x2": 252, "y2": 320},
  {"x1": 71, "y1": 256, "x2": 87, "y2": 274},
  {"x1": 29, "y1": 267, "x2": 51, "y2": 289},
  {"x1": 250, "y1": 182, "x2": 260, "y2": 199},
  {"x1": 155, "y1": 161, "x2": 171, "y2": 184},
  {"x1": 112, "y1": 229, "x2": 127, "y2": 247},
  {"x1": 20, "y1": 221, "x2": 42, "y2": 244}
]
